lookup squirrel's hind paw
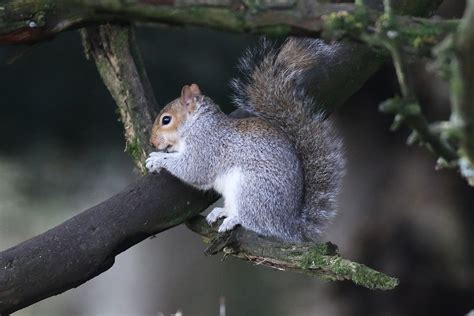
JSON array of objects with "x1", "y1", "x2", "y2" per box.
[
  {"x1": 217, "y1": 216, "x2": 241, "y2": 233},
  {"x1": 206, "y1": 207, "x2": 227, "y2": 224}
]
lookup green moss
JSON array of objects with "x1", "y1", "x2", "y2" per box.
[
  {"x1": 255, "y1": 24, "x2": 292, "y2": 37},
  {"x1": 110, "y1": 25, "x2": 130, "y2": 52},
  {"x1": 299, "y1": 246, "x2": 399, "y2": 290},
  {"x1": 402, "y1": 22, "x2": 455, "y2": 51},
  {"x1": 243, "y1": 0, "x2": 297, "y2": 12},
  {"x1": 126, "y1": 137, "x2": 146, "y2": 173},
  {"x1": 129, "y1": 6, "x2": 245, "y2": 33}
]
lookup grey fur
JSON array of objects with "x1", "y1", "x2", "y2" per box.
[{"x1": 147, "y1": 38, "x2": 345, "y2": 242}]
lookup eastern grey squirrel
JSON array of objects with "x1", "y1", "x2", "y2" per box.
[{"x1": 146, "y1": 38, "x2": 345, "y2": 242}]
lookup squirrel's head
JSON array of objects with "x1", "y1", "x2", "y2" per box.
[{"x1": 150, "y1": 83, "x2": 203, "y2": 152}]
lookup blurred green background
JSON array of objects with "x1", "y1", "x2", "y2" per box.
[{"x1": 0, "y1": 1, "x2": 472, "y2": 315}]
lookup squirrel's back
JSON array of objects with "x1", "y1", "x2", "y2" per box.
[{"x1": 231, "y1": 38, "x2": 345, "y2": 240}]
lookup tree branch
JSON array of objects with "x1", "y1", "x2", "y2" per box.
[
  {"x1": 80, "y1": 24, "x2": 158, "y2": 173},
  {"x1": 455, "y1": 0, "x2": 474, "y2": 162},
  {"x1": 324, "y1": 0, "x2": 474, "y2": 182},
  {"x1": 0, "y1": 0, "x2": 353, "y2": 44},
  {"x1": 187, "y1": 216, "x2": 399, "y2": 290},
  {"x1": 0, "y1": 0, "x2": 456, "y2": 52},
  {"x1": 442, "y1": 0, "x2": 474, "y2": 185},
  {"x1": 341, "y1": 0, "x2": 474, "y2": 185},
  {"x1": 0, "y1": 172, "x2": 218, "y2": 315},
  {"x1": 377, "y1": 0, "x2": 457, "y2": 164}
]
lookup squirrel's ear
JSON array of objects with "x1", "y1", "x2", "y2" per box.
[
  {"x1": 189, "y1": 83, "x2": 201, "y2": 95},
  {"x1": 181, "y1": 83, "x2": 202, "y2": 108},
  {"x1": 181, "y1": 85, "x2": 192, "y2": 106}
]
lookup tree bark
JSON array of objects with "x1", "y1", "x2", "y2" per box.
[
  {"x1": 187, "y1": 216, "x2": 399, "y2": 291},
  {"x1": 0, "y1": 0, "x2": 455, "y2": 49},
  {"x1": 81, "y1": 24, "x2": 158, "y2": 173}
]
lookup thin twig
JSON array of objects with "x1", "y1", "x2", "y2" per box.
[
  {"x1": 448, "y1": 0, "x2": 474, "y2": 184},
  {"x1": 378, "y1": 0, "x2": 458, "y2": 164}
]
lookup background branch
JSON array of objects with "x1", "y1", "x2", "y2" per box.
[
  {"x1": 0, "y1": 0, "x2": 456, "y2": 51},
  {"x1": 80, "y1": 24, "x2": 157, "y2": 173},
  {"x1": 378, "y1": 0, "x2": 457, "y2": 163},
  {"x1": 0, "y1": 0, "x2": 357, "y2": 44},
  {"x1": 454, "y1": 0, "x2": 474, "y2": 163},
  {"x1": 439, "y1": 0, "x2": 474, "y2": 184},
  {"x1": 326, "y1": 0, "x2": 474, "y2": 185}
]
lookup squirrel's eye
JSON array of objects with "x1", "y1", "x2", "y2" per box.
[{"x1": 162, "y1": 116, "x2": 172, "y2": 125}]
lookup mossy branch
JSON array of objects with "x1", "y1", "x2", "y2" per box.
[
  {"x1": 80, "y1": 24, "x2": 158, "y2": 173},
  {"x1": 186, "y1": 216, "x2": 399, "y2": 290},
  {"x1": 378, "y1": 0, "x2": 474, "y2": 185},
  {"x1": 323, "y1": 3, "x2": 458, "y2": 58},
  {"x1": 325, "y1": 0, "x2": 474, "y2": 185},
  {"x1": 377, "y1": 0, "x2": 457, "y2": 164},
  {"x1": 454, "y1": 0, "x2": 474, "y2": 185},
  {"x1": 0, "y1": 0, "x2": 458, "y2": 51}
]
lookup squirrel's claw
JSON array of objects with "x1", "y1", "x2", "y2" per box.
[
  {"x1": 206, "y1": 207, "x2": 227, "y2": 224},
  {"x1": 217, "y1": 216, "x2": 241, "y2": 233}
]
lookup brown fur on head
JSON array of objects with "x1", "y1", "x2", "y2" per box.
[{"x1": 150, "y1": 83, "x2": 202, "y2": 152}]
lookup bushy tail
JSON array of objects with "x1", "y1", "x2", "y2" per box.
[{"x1": 231, "y1": 38, "x2": 345, "y2": 240}]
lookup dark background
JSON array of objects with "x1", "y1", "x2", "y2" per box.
[{"x1": 0, "y1": 1, "x2": 472, "y2": 315}]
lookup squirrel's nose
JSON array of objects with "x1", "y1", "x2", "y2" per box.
[
  {"x1": 150, "y1": 137, "x2": 161, "y2": 149},
  {"x1": 150, "y1": 137, "x2": 157, "y2": 148}
]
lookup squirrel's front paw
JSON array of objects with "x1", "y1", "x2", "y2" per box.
[
  {"x1": 146, "y1": 152, "x2": 167, "y2": 172},
  {"x1": 217, "y1": 216, "x2": 240, "y2": 233}
]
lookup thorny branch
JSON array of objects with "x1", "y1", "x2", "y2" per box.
[
  {"x1": 434, "y1": 0, "x2": 474, "y2": 184},
  {"x1": 326, "y1": 0, "x2": 474, "y2": 185},
  {"x1": 378, "y1": 0, "x2": 457, "y2": 163}
]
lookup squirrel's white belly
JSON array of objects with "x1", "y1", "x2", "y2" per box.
[{"x1": 213, "y1": 168, "x2": 243, "y2": 218}]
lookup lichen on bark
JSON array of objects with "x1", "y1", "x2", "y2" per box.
[
  {"x1": 187, "y1": 216, "x2": 399, "y2": 290},
  {"x1": 80, "y1": 24, "x2": 157, "y2": 173}
]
